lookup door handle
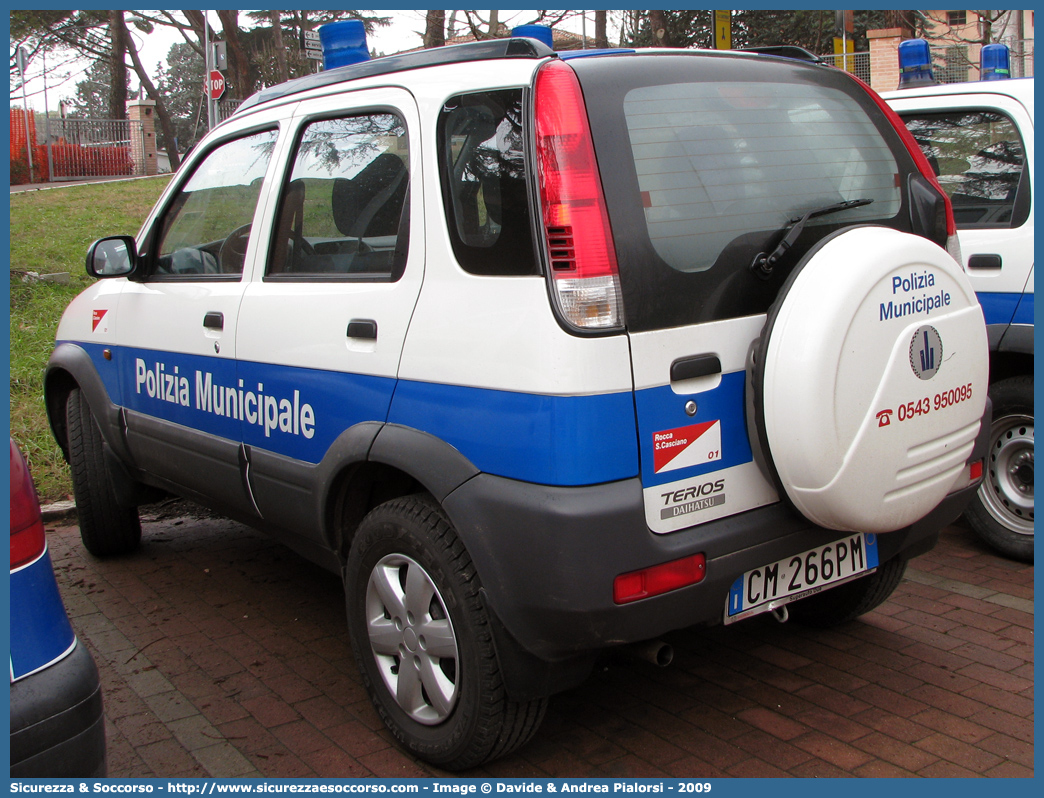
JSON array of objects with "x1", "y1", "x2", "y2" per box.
[
  {"x1": 968, "y1": 254, "x2": 1002, "y2": 269},
  {"x1": 203, "y1": 311, "x2": 224, "y2": 330},
  {"x1": 670, "y1": 354, "x2": 721, "y2": 382},
  {"x1": 347, "y1": 319, "x2": 378, "y2": 340}
]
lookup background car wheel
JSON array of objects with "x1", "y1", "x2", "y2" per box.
[
  {"x1": 964, "y1": 376, "x2": 1033, "y2": 562},
  {"x1": 345, "y1": 495, "x2": 546, "y2": 770},
  {"x1": 65, "y1": 388, "x2": 141, "y2": 556},
  {"x1": 787, "y1": 557, "x2": 907, "y2": 628}
]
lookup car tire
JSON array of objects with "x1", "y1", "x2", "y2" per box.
[
  {"x1": 344, "y1": 494, "x2": 546, "y2": 770},
  {"x1": 787, "y1": 557, "x2": 907, "y2": 628},
  {"x1": 964, "y1": 376, "x2": 1033, "y2": 562},
  {"x1": 65, "y1": 388, "x2": 142, "y2": 556}
]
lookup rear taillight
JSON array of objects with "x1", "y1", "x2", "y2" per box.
[
  {"x1": 10, "y1": 440, "x2": 47, "y2": 570},
  {"x1": 534, "y1": 60, "x2": 623, "y2": 330},
  {"x1": 851, "y1": 75, "x2": 962, "y2": 262}
]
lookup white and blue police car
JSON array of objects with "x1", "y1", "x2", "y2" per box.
[
  {"x1": 46, "y1": 23, "x2": 992, "y2": 768},
  {"x1": 883, "y1": 41, "x2": 1034, "y2": 561}
]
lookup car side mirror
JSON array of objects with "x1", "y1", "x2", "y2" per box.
[{"x1": 85, "y1": 236, "x2": 137, "y2": 278}]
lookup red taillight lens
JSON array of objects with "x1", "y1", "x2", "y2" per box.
[
  {"x1": 534, "y1": 60, "x2": 623, "y2": 330},
  {"x1": 613, "y1": 554, "x2": 706, "y2": 604},
  {"x1": 849, "y1": 75, "x2": 958, "y2": 242},
  {"x1": 969, "y1": 459, "x2": 983, "y2": 482},
  {"x1": 10, "y1": 439, "x2": 47, "y2": 569}
]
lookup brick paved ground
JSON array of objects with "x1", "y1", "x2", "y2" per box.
[{"x1": 46, "y1": 506, "x2": 1033, "y2": 779}]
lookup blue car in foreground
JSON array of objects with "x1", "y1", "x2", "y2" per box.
[{"x1": 9, "y1": 439, "x2": 106, "y2": 776}]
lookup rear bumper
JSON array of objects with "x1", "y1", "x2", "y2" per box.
[
  {"x1": 446, "y1": 477, "x2": 972, "y2": 662},
  {"x1": 10, "y1": 641, "x2": 107, "y2": 777},
  {"x1": 443, "y1": 399, "x2": 990, "y2": 679}
]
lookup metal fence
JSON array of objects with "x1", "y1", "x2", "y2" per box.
[
  {"x1": 41, "y1": 117, "x2": 146, "y2": 181},
  {"x1": 216, "y1": 99, "x2": 242, "y2": 124},
  {"x1": 1006, "y1": 40, "x2": 1035, "y2": 78},
  {"x1": 932, "y1": 38, "x2": 1034, "y2": 83},
  {"x1": 820, "y1": 51, "x2": 871, "y2": 84}
]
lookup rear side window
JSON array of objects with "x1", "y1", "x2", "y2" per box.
[
  {"x1": 268, "y1": 113, "x2": 409, "y2": 281},
  {"x1": 438, "y1": 90, "x2": 539, "y2": 276},
  {"x1": 900, "y1": 110, "x2": 1029, "y2": 229},
  {"x1": 624, "y1": 81, "x2": 901, "y2": 274}
]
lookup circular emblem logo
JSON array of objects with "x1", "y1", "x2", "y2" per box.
[{"x1": 910, "y1": 325, "x2": 943, "y2": 380}]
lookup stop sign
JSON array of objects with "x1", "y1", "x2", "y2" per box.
[{"x1": 207, "y1": 70, "x2": 225, "y2": 101}]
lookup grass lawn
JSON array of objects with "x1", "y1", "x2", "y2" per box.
[{"x1": 10, "y1": 175, "x2": 172, "y2": 502}]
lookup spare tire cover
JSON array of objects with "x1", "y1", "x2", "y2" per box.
[{"x1": 754, "y1": 226, "x2": 988, "y2": 533}]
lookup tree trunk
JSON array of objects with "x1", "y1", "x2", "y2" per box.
[
  {"x1": 595, "y1": 10, "x2": 609, "y2": 48},
  {"x1": 978, "y1": 10, "x2": 993, "y2": 44},
  {"x1": 270, "y1": 11, "x2": 289, "y2": 83},
  {"x1": 424, "y1": 10, "x2": 446, "y2": 48},
  {"x1": 216, "y1": 10, "x2": 250, "y2": 100},
  {"x1": 124, "y1": 29, "x2": 180, "y2": 170},
  {"x1": 108, "y1": 11, "x2": 129, "y2": 119},
  {"x1": 182, "y1": 10, "x2": 208, "y2": 55},
  {"x1": 649, "y1": 11, "x2": 670, "y2": 47}
]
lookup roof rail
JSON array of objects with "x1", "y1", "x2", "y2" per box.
[
  {"x1": 236, "y1": 37, "x2": 555, "y2": 115},
  {"x1": 737, "y1": 46, "x2": 825, "y2": 64}
]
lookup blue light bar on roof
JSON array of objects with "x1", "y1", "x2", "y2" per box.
[
  {"x1": 319, "y1": 19, "x2": 370, "y2": 70},
  {"x1": 897, "y1": 38, "x2": 936, "y2": 88},
  {"x1": 980, "y1": 43, "x2": 1011, "y2": 80},
  {"x1": 512, "y1": 24, "x2": 554, "y2": 49}
]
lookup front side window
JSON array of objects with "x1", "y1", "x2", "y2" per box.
[
  {"x1": 267, "y1": 113, "x2": 409, "y2": 280},
  {"x1": 902, "y1": 110, "x2": 1029, "y2": 228},
  {"x1": 153, "y1": 129, "x2": 277, "y2": 278}
]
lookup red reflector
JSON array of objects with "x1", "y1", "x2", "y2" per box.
[
  {"x1": 969, "y1": 460, "x2": 983, "y2": 481},
  {"x1": 614, "y1": 554, "x2": 706, "y2": 605},
  {"x1": 10, "y1": 439, "x2": 47, "y2": 569}
]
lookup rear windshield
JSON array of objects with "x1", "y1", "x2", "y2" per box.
[
  {"x1": 575, "y1": 54, "x2": 916, "y2": 331},
  {"x1": 625, "y1": 81, "x2": 900, "y2": 273}
]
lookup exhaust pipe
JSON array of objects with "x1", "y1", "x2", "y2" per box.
[
  {"x1": 625, "y1": 640, "x2": 674, "y2": 667},
  {"x1": 770, "y1": 604, "x2": 789, "y2": 623}
]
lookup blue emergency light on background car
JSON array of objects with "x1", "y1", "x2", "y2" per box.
[
  {"x1": 980, "y1": 43, "x2": 1011, "y2": 80},
  {"x1": 511, "y1": 24, "x2": 555, "y2": 49},
  {"x1": 897, "y1": 38, "x2": 936, "y2": 88},
  {"x1": 319, "y1": 19, "x2": 370, "y2": 70}
]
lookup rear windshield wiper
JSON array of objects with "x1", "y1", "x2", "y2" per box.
[{"x1": 750, "y1": 198, "x2": 873, "y2": 279}]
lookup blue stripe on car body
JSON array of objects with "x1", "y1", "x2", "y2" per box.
[
  {"x1": 1010, "y1": 290, "x2": 1033, "y2": 326},
  {"x1": 9, "y1": 551, "x2": 77, "y2": 680},
  {"x1": 977, "y1": 291, "x2": 1022, "y2": 326},
  {"x1": 66, "y1": 341, "x2": 641, "y2": 487},
  {"x1": 634, "y1": 370, "x2": 753, "y2": 488}
]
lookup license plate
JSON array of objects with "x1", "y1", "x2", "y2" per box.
[{"x1": 724, "y1": 533, "x2": 879, "y2": 624}]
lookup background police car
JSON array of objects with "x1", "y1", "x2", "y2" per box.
[{"x1": 884, "y1": 74, "x2": 1034, "y2": 562}]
